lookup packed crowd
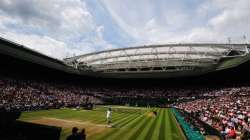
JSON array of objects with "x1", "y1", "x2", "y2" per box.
[
  {"x1": 176, "y1": 86, "x2": 250, "y2": 139},
  {"x1": 0, "y1": 78, "x2": 102, "y2": 111},
  {"x1": 87, "y1": 86, "x2": 232, "y2": 106},
  {"x1": 1, "y1": 76, "x2": 230, "y2": 110}
]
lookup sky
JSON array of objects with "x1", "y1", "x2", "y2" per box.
[{"x1": 0, "y1": 0, "x2": 249, "y2": 59}]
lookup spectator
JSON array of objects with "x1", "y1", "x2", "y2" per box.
[
  {"x1": 78, "y1": 128, "x2": 86, "y2": 140},
  {"x1": 66, "y1": 127, "x2": 79, "y2": 140}
]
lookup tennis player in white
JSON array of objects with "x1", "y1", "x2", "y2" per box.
[{"x1": 106, "y1": 107, "x2": 112, "y2": 127}]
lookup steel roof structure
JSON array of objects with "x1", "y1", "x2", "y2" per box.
[
  {"x1": 64, "y1": 43, "x2": 250, "y2": 78},
  {"x1": 1, "y1": 36, "x2": 250, "y2": 78}
]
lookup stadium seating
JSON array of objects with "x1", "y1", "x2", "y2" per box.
[{"x1": 176, "y1": 91, "x2": 250, "y2": 139}]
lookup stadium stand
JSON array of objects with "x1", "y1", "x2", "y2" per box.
[
  {"x1": 0, "y1": 76, "x2": 102, "y2": 111},
  {"x1": 175, "y1": 88, "x2": 250, "y2": 139}
]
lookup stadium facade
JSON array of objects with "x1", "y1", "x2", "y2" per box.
[{"x1": 1, "y1": 37, "x2": 250, "y2": 79}]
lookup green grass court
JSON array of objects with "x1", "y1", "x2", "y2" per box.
[{"x1": 19, "y1": 106, "x2": 186, "y2": 140}]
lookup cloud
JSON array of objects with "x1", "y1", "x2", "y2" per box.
[
  {"x1": 0, "y1": 0, "x2": 249, "y2": 60},
  {"x1": 0, "y1": 0, "x2": 114, "y2": 59},
  {"x1": 102, "y1": 0, "x2": 250, "y2": 44},
  {"x1": 185, "y1": 0, "x2": 250, "y2": 43},
  {"x1": 0, "y1": 31, "x2": 82, "y2": 59},
  {"x1": 0, "y1": 0, "x2": 94, "y2": 37}
]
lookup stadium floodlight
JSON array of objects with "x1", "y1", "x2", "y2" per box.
[
  {"x1": 227, "y1": 37, "x2": 231, "y2": 44},
  {"x1": 243, "y1": 35, "x2": 248, "y2": 44}
]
